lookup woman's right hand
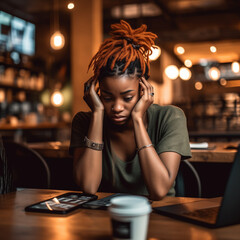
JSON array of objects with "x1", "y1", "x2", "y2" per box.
[{"x1": 83, "y1": 77, "x2": 104, "y2": 112}]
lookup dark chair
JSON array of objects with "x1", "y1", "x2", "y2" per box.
[
  {"x1": 175, "y1": 159, "x2": 202, "y2": 198},
  {"x1": 0, "y1": 137, "x2": 13, "y2": 194},
  {"x1": 2, "y1": 140, "x2": 51, "y2": 190}
]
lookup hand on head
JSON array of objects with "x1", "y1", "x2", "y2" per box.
[
  {"x1": 131, "y1": 77, "x2": 154, "y2": 119},
  {"x1": 83, "y1": 77, "x2": 104, "y2": 112}
]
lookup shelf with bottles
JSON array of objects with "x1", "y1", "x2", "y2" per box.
[
  {"x1": 0, "y1": 51, "x2": 45, "y2": 91},
  {"x1": 0, "y1": 65, "x2": 45, "y2": 92}
]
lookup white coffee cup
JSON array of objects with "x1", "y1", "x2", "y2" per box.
[{"x1": 108, "y1": 195, "x2": 152, "y2": 240}]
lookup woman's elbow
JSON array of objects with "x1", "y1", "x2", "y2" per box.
[
  {"x1": 75, "y1": 178, "x2": 98, "y2": 195},
  {"x1": 149, "y1": 186, "x2": 171, "y2": 201},
  {"x1": 149, "y1": 192, "x2": 166, "y2": 201},
  {"x1": 81, "y1": 179, "x2": 102, "y2": 195},
  {"x1": 82, "y1": 187, "x2": 98, "y2": 195},
  {"x1": 75, "y1": 176, "x2": 99, "y2": 195}
]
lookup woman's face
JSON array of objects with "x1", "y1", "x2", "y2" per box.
[{"x1": 99, "y1": 75, "x2": 140, "y2": 125}]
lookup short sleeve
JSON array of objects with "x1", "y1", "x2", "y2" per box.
[
  {"x1": 154, "y1": 106, "x2": 192, "y2": 160},
  {"x1": 69, "y1": 112, "x2": 91, "y2": 155}
]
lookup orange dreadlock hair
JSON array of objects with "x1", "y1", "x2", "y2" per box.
[{"x1": 88, "y1": 20, "x2": 158, "y2": 81}]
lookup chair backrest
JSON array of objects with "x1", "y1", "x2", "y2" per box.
[
  {"x1": 175, "y1": 159, "x2": 202, "y2": 198},
  {"x1": 0, "y1": 137, "x2": 13, "y2": 194},
  {"x1": 3, "y1": 140, "x2": 51, "y2": 190}
]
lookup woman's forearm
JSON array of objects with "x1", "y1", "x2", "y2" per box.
[
  {"x1": 74, "y1": 111, "x2": 104, "y2": 194},
  {"x1": 132, "y1": 117, "x2": 179, "y2": 200}
]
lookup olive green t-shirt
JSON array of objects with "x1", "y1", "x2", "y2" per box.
[{"x1": 70, "y1": 104, "x2": 192, "y2": 196}]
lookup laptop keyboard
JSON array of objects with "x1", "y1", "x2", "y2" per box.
[{"x1": 183, "y1": 206, "x2": 220, "y2": 223}]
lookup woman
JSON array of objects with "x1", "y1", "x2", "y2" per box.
[{"x1": 70, "y1": 20, "x2": 191, "y2": 200}]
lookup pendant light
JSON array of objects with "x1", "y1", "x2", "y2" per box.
[
  {"x1": 179, "y1": 67, "x2": 192, "y2": 81},
  {"x1": 50, "y1": 83, "x2": 64, "y2": 107},
  {"x1": 231, "y1": 61, "x2": 240, "y2": 73},
  {"x1": 50, "y1": 0, "x2": 65, "y2": 50},
  {"x1": 164, "y1": 65, "x2": 179, "y2": 80},
  {"x1": 51, "y1": 90, "x2": 64, "y2": 107},
  {"x1": 208, "y1": 66, "x2": 220, "y2": 81},
  {"x1": 149, "y1": 45, "x2": 161, "y2": 61},
  {"x1": 67, "y1": 1, "x2": 75, "y2": 10}
]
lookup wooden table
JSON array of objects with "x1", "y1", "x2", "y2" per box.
[
  {"x1": 1, "y1": 189, "x2": 240, "y2": 240},
  {"x1": 28, "y1": 141, "x2": 239, "y2": 163},
  {"x1": 27, "y1": 141, "x2": 71, "y2": 158},
  {"x1": 190, "y1": 142, "x2": 239, "y2": 163},
  {"x1": 0, "y1": 122, "x2": 69, "y2": 130},
  {"x1": 0, "y1": 122, "x2": 70, "y2": 143}
]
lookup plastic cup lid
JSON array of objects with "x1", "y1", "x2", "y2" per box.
[{"x1": 108, "y1": 195, "x2": 152, "y2": 216}]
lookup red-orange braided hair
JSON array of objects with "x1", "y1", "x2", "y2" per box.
[{"x1": 88, "y1": 20, "x2": 158, "y2": 81}]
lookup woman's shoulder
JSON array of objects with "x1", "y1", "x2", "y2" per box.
[
  {"x1": 149, "y1": 104, "x2": 185, "y2": 118},
  {"x1": 72, "y1": 111, "x2": 92, "y2": 124}
]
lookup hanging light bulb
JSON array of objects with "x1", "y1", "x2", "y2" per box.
[
  {"x1": 67, "y1": 2, "x2": 75, "y2": 9},
  {"x1": 50, "y1": 31, "x2": 65, "y2": 50},
  {"x1": 51, "y1": 90, "x2": 64, "y2": 107},
  {"x1": 210, "y1": 45, "x2": 217, "y2": 53},
  {"x1": 175, "y1": 46, "x2": 185, "y2": 55},
  {"x1": 184, "y1": 59, "x2": 192, "y2": 68},
  {"x1": 220, "y1": 78, "x2": 227, "y2": 86},
  {"x1": 149, "y1": 45, "x2": 161, "y2": 61},
  {"x1": 195, "y1": 82, "x2": 203, "y2": 90},
  {"x1": 50, "y1": 0, "x2": 65, "y2": 50},
  {"x1": 231, "y1": 61, "x2": 240, "y2": 73},
  {"x1": 164, "y1": 65, "x2": 179, "y2": 80},
  {"x1": 208, "y1": 67, "x2": 220, "y2": 81},
  {"x1": 179, "y1": 67, "x2": 192, "y2": 81}
]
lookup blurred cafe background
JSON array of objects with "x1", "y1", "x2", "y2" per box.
[{"x1": 1, "y1": 0, "x2": 240, "y2": 195}]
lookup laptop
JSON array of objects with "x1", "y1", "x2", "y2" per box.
[{"x1": 153, "y1": 144, "x2": 240, "y2": 228}]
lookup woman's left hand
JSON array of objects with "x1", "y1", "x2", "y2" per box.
[{"x1": 131, "y1": 77, "x2": 154, "y2": 119}]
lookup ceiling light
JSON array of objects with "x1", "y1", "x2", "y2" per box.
[
  {"x1": 176, "y1": 46, "x2": 185, "y2": 55},
  {"x1": 164, "y1": 65, "x2": 179, "y2": 80},
  {"x1": 195, "y1": 82, "x2": 203, "y2": 90},
  {"x1": 208, "y1": 67, "x2": 220, "y2": 81},
  {"x1": 231, "y1": 61, "x2": 240, "y2": 73},
  {"x1": 184, "y1": 59, "x2": 192, "y2": 68},
  {"x1": 149, "y1": 45, "x2": 161, "y2": 61},
  {"x1": 67, "y1": 2, "x2": 74, "y2": 10},
  {"x1": 50, "y1": 31, "x2": 65, "y2": 50},
  {"x1": 50, "y1": 0, "x2": 65, "y2": 50},
  {"x1": 179, "y1": 67, "x2": 192, "y2": 80},
  {"x1": 210, "y1": 46, "x2": 217, "y2": 53},
  {"x1": 220, "y1": 78, "x2": 227, "y2": 86},
  {"x1": 51, "y1": 90, "x2": 64, "y2": 107}
]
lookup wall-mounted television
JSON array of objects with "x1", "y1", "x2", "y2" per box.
[{"x1": 0, "y1": 10, "x2": 35, "y2": 56}]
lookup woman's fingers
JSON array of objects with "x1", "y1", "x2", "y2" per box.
[
  {"x1": 140, "y1": 77, "x2": 154, "y2": 100},
  {"x1": 84, "y1": 77, "x2": 94, "y2": 93},
  {"x1": 83, "y1": 77, "x2": 104, "y2": 111},
  {"x1": 132, "y1": 78, "x2": 154, "y2": 119}
]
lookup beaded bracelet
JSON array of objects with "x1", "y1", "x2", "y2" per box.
[
  {"x1": 137, "y1": 143, "x2": 154, "y2": 153},
  {"x1": 84, "y1": 136, "x2": 104, "y2": 151}
]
